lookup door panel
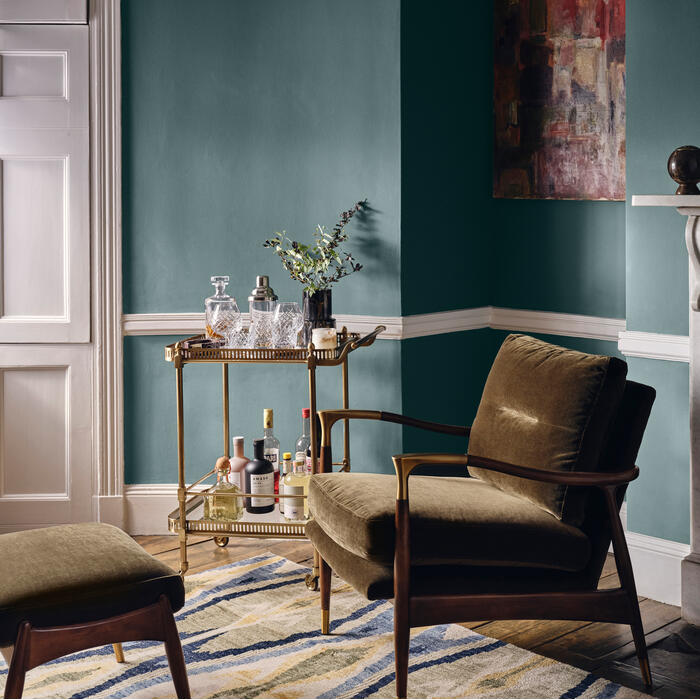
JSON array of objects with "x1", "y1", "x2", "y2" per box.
[
  {"x1": 0, "y1": 26, "x2": 88, "y2": 343},
  {"x1": 0, "y1": 345, "x2": 92, "y2": 528}
]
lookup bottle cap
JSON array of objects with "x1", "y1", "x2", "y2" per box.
[
  {"x1": 253, "y1": 438, "x2": 264, "y2": 448},
  {"x1": 283, "y1": 452, "x2": 292, "y2": 460},
  {"x1": 302, "y1": 408, "x2": 310, "y2": 418},
  {"x1": 232, "y1": 436, "x2": 244, "y2": 445},
  {"x1": 263, "y1": 408, "x2": 273, "y2": 429},
  {"x1": 215, "y1": 456, "x2": 231, "y2": 473},
  {"x1": 248, "y1": 275, "x2": 278, "y2": 302}
]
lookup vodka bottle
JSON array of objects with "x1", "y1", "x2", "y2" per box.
[
  {"x1": 279, "y1": 452, "x2": 292, "y2": 513},
  {"x1": 263, "y1": 408, "x2": 280, "y2": 496},
  {"x1": 295, "y1": 408, "x2": 311, "y2": 464},
  {"x1": 284, "y1": 459, "x2": 310, "y2": 521}
]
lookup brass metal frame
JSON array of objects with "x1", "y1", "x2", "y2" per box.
[{"x1": 164, "y1": 326, "x2": 385, "y2": 577}]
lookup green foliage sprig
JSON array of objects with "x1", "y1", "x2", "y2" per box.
[{"x1": 263, "y1": 200, "x2": 367, "y2": 295}]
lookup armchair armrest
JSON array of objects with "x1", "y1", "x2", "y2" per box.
[
  {"x1": 318, "y1": 409, "x2": 469, "y2": 447},
  {"x1": 391, "y1": 452, "x2": 640, "y2": 501}
]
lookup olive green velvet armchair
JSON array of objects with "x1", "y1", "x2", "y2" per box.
[{"x1": 305, "y1": 334, "x2": 656, "y2": 698}]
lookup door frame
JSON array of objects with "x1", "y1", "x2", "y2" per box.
[{"x1": 89, "y1": 0, "x2": 124, "y2": 527}]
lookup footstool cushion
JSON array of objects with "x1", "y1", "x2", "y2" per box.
[{"x1": 0, "y1": 523, "x2": 184, "y2": 644}]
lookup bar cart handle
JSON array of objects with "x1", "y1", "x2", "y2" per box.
[{"x1": 351, "y1": 325, "x2": 386, "y2": 349}]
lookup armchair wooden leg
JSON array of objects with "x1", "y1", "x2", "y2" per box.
[
  {"x1": 4, "y1": 622, "x2": 30, "y2": 699},
  {"x1": 158, "y1": 596, "x2": 191, "y2": 699},
  {"x1": 112, "y1": 643, "x2": 125, "y2": 663},
  {"x1": 604, "y1": 487, "x2": 652, "y2": 688},
  {"x1": 319, "y1": 556, "x2": 331, "y2": 634},
  {"x1": 394, "y1": 499, "x2": 411, "y2": 699}
]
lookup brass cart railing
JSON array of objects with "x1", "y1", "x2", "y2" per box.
[{"x1": 164, "y1": 325, "x2": 385, "y2": 589}]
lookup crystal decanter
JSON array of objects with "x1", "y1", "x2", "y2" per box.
[{"x1": 205, "y1": 276, "x2": 241, "y2": 343}]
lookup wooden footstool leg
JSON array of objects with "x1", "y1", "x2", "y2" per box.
[
  {"x1": 112, "y1": 643, "x2": 125, "y2": 663},
  {"x1": 159, "y1": 596, "x2": 191, "y2": 699},
  {"x1": 5, "y1": 622, "x2": 30, "y2": 699}
]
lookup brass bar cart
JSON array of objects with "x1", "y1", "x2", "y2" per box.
[{"x1": 164, "y1": 325, "x2": 385, "y2": 589}]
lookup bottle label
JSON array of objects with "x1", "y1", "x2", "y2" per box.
[
  {"x1": 284, "y1": 485, "x2": 305, "y2": 520},
  {"x1": 249, "y1": 472, "x2": 274, "y2": 507},
  {"x1": 264, "y1": 448, "x2": 279, "y2": 467},
  {"x1": 305, "y1": 454, "x2": 313, "y2": 474},
  {"x1": 295, "y1": 450, "x2": 306, "y2": 463}
]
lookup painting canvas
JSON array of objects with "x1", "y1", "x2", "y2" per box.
[{"x1": 494, "y1": 0, "x2": 625, "y2": 200}]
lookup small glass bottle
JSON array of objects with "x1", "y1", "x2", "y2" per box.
[
  {"x1": 295, "y1": 408, "x2": 311, "y2": 465},
  {"x1": 284, "y1": 459, "x2": 310, "y2": 521},
  {"x1": 205, "y1": 276, "x2": 241, "y2": 343},
  {"x1": 263, "y1": 408, "x2": 280, "y2": 496},
  {"x1": 244, "y1": 439, "x2": 275, "y2": 514},
  {"x1": 229, "y1": 436, "x2": 248, "y2": 491},
  {"x1": 278, "y1": 452, "x2": 292, "y2": 513},
  {"x1": 204, "y1": 456, "x2": 244, "y2": 521}
]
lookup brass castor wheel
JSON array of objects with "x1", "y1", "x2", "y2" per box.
[
  {"x1": 305, "y1": 573, "x2": 319, "y2": 591},
  {"x1": 214, "y1": 536, "x2": 229, "y2": 548}
]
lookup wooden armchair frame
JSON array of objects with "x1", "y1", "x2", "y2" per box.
[{"x1": 317, "y1": 409, "x2": 650, "y2": 699}]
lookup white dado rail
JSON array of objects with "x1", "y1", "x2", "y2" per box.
[{"x1": 632, "y1": 194, "x2": 700, "y2": 624}]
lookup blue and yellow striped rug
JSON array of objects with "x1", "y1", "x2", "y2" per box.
[{"x1": 0, "y1": 553, "x2": 646, "y2": 698}]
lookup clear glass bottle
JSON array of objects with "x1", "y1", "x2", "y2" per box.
[
  {"x1": 244, "y1": 439, "x2": 275, "y2": 514},
  {"x1": 263, "y1": 408, "x2": 280, "y2": 496},
  {"x1": 295, "y1": 408, "x2": 311, "y2": 464},
  {"x1": 205, "y1": 276, "x2": 241, "y2": 343},
  {"x1": 229, "y1": 436, "x2": 248, "y2": 491},
  {"x1": 278, "y1": 452, "x2": 292, "y2": 513},
  {"x1": 284, "y1": 459, "x2": 310, "y2": 521},
  {"x1": 204, "y1": 456, "x2": 244, "y2": 521},
  {"x1": 248, "y1": 275, "x2": 278, "y2": 348}
]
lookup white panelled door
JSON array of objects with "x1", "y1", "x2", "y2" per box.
[{"x1": 0, "y1": 25, "x2": 91, "y2": 528}]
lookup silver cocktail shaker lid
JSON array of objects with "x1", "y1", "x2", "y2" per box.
[{"x1": 248, "y1": 275, "x2": 278, "y2": 302}]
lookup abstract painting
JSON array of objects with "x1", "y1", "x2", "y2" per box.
[{"x1": 494, "y1": 0, "x2": 625, "y2": 200}]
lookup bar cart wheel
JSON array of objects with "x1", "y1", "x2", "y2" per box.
[
  {"x1": 214, "y1": 536, "x2": 229, "y2": 548},
  {"x1": 305, "y1": 573, "x2": 319, "y2": 591}
]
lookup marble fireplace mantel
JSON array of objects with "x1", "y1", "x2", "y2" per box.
[{"x1": 632, "y1": 194, "x2": 700, "y2": 624}]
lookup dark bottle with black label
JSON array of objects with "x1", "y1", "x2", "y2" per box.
[{"x1": 245, "y1": 438, "x2": 275, "y2": 514}]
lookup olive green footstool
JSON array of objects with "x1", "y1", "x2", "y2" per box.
[{"x1": 0, "y1": 523, "x2": 190, "y2": 699}]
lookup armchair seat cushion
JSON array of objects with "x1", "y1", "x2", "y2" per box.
[
  {"x1": 0, "y1": 523, "x2": 185, "y2": 644},
  {"x1": 308, "y1": 472, "x2": 591, "y2": 572}
]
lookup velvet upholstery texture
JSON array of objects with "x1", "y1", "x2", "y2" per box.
[
  {"x1": 308, "y1": 473, "x2": 591, "y2": 571},
  {"x1": 306, "y1": 519, "x2": 596, "y2": 602},
  {"x1": 468, "y1": 334, "x2": 628, "y2": 526},
  {"x1": 0, "y1": 523, "x2": 185, "y2": 644}
]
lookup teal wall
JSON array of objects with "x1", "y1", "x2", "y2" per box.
[
  {"x1": 122, "y1": 0, "x2": 403, "y2": 483},
  {"x1": 122, "y1": 0, "x2": 401, "y2": 317},
  {"x1": 400, "y1": 0, "x2": 493, "y2": 315}
]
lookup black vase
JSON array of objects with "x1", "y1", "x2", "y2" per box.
[
  {"x1": 668, "y1": 145, "x2": 700, "y2": 195},
  {"x1": 303, "y1": 289, "x2": 335, "y2": 330}
]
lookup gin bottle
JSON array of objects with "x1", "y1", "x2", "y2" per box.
[
  {"x1": 295, "y1": 408, "x2": 311, "y2": 464},
  {"x1": 204, "y1": 456, "x2": 244, "y2": 521},
  {"x1": 263, "y1": 408, "x2": 280, "y2": 495},
  {"x1": 284, "y1": 459, "x2": 310, "y2": 521},
  {"x1": 244, "y1": 439, "x2": 275, "y2": 514}
]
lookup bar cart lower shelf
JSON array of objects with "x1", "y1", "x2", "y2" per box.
[{"x1": 164, "y1": 325, "x2": 385, "y2": 590}]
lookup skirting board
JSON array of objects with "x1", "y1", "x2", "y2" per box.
[{"x1": 123, "y1": 486, "x2": 688, "y2": 606}]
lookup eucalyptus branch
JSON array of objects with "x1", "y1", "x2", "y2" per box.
[{"x1": 263, "y1": 199, "x2": 366, "y2": 295}]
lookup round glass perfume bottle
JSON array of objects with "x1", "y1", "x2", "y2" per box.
[
  {"x1": 205, "y1": 276, "x2": 241, "y2": 343},
  {"x1": 204, "y1": 456, "x2": 244, "y2": 521}
]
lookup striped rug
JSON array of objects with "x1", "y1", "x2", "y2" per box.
[{"x1": 0, "y1": 553, "x2": 646, "y2": 698}]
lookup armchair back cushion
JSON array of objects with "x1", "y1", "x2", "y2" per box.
[{"x1": 468, "y1": 334, "x2": 628, "y2": 526}]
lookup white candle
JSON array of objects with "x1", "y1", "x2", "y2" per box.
[{"x1": 312, "y1": 328, "x2": 336, "y2": 349}]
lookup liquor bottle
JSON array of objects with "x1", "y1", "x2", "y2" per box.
[
  {"x1": 295, "y1": 408, "x2": 311, "y2": 464},
  {"x1": 263, "y1": 408, "x2": 280, "y2": 496},
  {"x1": 278, "y1": 452, "x2": 292, "y2": 513},
  {"x1": 204, "y1": 456, "x2": 244, "y2": 521},
  {"x1": 284, "y1": 459, "x2": 310, "y2": 521},
  {"x1": 305, "y1": 414, "x2": 322, "y2": 474},
  {"x1": 244, "y1": 439, "x2": 275, "y2": 514},
  {"x1": 229, "y1": 436, "x2": 248, "y2": 490}
]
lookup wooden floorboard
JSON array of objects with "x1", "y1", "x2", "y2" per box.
[{"x1": 138, "y1": 536, "x2": 698, "y2": 697}]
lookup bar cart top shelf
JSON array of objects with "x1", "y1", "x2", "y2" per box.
[{"x1": 164, "y1": 325, "x2": 386, "y2": 366}]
